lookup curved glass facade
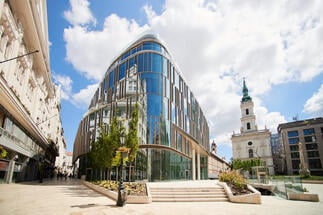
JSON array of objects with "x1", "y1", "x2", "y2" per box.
[{"x1": 73, "y1": 34, "x2": 209, "y2": 181}]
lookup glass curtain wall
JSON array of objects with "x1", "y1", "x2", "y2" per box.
[{"x1": 74, "y1": 34, "x2": 210, "y2": 181}]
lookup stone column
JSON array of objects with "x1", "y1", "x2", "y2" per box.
[
  {"x1": 4, "y1": 153, "x2": 17, "y2": 183},
  {"x1": 197, "y1": 152, "x2": 201, "y2": 180},
  {"x1": 192, "y1": 148, "x2": 195, "y2": 180}
]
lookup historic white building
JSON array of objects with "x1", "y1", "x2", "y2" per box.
[
  {"x1": 0, "y1": 0, "x2": 66, "y2": 183},
  {"x1": 231, "y1": 79, "x2": 274, "y2": 175}
]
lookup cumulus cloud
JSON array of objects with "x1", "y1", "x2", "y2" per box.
[
  {"x1": 64, "y1": 0, "x2": 96, "y2": 26},
  {"x1": 72, "y1": 83, "x2": 98, "y2": 109},
  {"x1": 304, "y1": 84, "x2": 323, "y2": 116},
  {"x1": 63, "y1": 15, "x2": 149, "y2": 81},
  {"x1": 61, "y1": 0, "x2": 322, "y2": 154},
  {"x1": 52, "y1": 73, "x2": 73, "y2": 100}
]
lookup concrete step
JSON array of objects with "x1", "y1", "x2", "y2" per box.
[
  {"x1": 152, "y1": 197, "x2": 229, "y2": 202},
  {"x1": 149, "y1": 186, "x2": 229, "y2": 202}
]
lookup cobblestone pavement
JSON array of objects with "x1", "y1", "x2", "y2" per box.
[{"x1": 1, "y1": 179, "x2": 323, "y2": 215}]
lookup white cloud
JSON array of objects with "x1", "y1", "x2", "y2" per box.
[
  {"x1": 63, "y1": 14, "x2": 149, "y2": 81},
  {"x1": 64, "y1": 0, "x2": 96, "y2": 26},
  {"x1": 52, "y1": 73, "x2": 73, "y2": 100},
  {"x1": 304, "y1": 84, "x2": 323, "y2": 116},
  {"x1": 61, "y1": 0, "x2": 323, "y2": 155},
  {"x1": 72, "y1": 83, "x2": 98, "y2": 109}
]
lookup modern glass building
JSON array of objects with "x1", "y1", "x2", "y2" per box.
[{"x1": 73, "y1": 34, "x2": 210, "y2": 181}]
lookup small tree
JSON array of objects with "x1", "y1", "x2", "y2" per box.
[{"x1": 125, "y1": 103, "x2": 139, "y2": 181}]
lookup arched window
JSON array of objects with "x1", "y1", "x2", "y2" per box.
[
  {"x1": 246, "y1": 109, "x2": 249, "y2": 115},
  {"x1": 249, "y1": 149, "x2": 254, "y2": 158},
  {"x1": 247, "y1": 122, "x2": 251, "y2": 130}
]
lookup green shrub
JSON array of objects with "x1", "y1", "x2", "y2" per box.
[{"x1": 219, "y1": 170, "x2": 247, "y2": 191}]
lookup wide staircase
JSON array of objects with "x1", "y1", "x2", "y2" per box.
[{"x1": 149, "y1": 182, "x2": 229, "y2": 202}]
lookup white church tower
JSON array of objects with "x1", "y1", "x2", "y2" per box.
[{"x1": 231, "y1": 79, "x2": 274, "y2": 175}]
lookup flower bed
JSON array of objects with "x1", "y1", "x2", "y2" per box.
[
  {"x1": 83, "y1": 180, "x2": 152, "y2": 204},
  {"x1": 218, "y1": 170, "x2": 261, "y2": 204}
]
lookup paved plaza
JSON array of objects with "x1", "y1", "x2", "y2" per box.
[{"x1": 1, "y1": 179, "x2": 323, "y2": 215}]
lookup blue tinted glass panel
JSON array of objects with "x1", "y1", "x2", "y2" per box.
[
  {"x1": 288, "y1": 137, "x2": 299, "y2": 144},
  {"x1": 109, "y1": 70, "x2": 114, "y2": 88},
  {"x1": 131, "y1": 48, "x2": 136, "y2": 55},
  {"x1": 288, "y1": 130, "x2": 298, "y2": 137},
  {"x1": 163, "y1": 58, "x2": 168, "y2": 77},
  {"x1": 303, "y1": 128, "x2": 315, "y2": 135},
  {"x1": 143, "y1": 53, "x2": 151, "y2": 72},
  {"x1": 143, "y1": 42, "x2": 161, "y2": 52},
  {"x1": 119, "y1": 63, "x2": 126, "y2": 80},
  {"x1": 147, "y1": 94, "x2": 162, "y2": 116},
  {"x1": 141, "y1": 73, "x2": 161, "y2": 94},
  {"x1": 152, "y1": 43, "x2": 161, "y2": 52},
  {"x1": 163, "y1": 98, "x2": 168, "y2": 120},
  {"x1": 137, "y1": 54, "x2": 143, "y2": 72},
  {"x1": 129, "y1": 57, "x2": 135, "y2": 68},
  {"x1": 152, "y1": 53, "x2": 162, "y2": 73},
  {"x1": 143, "y1": 42, "x2": 151, "y2": 50},
  {"x1": 121, "y1": 51, "x2": 130, "y2": 60}
]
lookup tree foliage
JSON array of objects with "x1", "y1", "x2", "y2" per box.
[
  {"x1": 232, "y1": 158, "x2": 263, "y2": 172},
  {"x1": 125, "y1": 103, "x2": 139, "y2": 162},
  {"x1": 0, "y1": 146, "x2": 8, "y2": 159},
  {"x1": 88, "y1": 103, "x2": 139, "y2": 178}
]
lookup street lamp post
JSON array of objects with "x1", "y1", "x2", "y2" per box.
[{"x1": 116, "y1": 132, "x2": 127, "y2": 207}]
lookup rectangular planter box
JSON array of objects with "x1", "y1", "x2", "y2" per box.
[
  {"x1": 218, "y1": 182, "x2": 261, "y2": 204},
  {"x1": 83, "y1": 181, "x2": 152, "y2": 204},
  {"x1": 287, "y1": 192, "x2": 319, "y2": 202}
]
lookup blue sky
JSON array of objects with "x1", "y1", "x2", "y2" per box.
[{"x1": 47, "y1": 0, "x2": 323, "y2": 162}]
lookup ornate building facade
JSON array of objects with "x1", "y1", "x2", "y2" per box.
[
  {"x1": 73, "y1": 34, "x2": 210, "y2": 181},
  {"x1": 0, "y1": 0, "x2": 65, "y2": 183},
  {"x1": 231, "y1": 79, "x2": 274, "y2": 175}
]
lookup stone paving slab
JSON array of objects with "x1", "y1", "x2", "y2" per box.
[{"x1": 0, "y1": 179, "x2": 323, "y2": 215}]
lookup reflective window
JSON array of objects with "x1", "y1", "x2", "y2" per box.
[
  {"x1": 307, "y1": 151, "x2": 320, "y2": 158},
  {"x1": 144, "y1": 148, "x2": 192, "y2": 181},
  {"x1": 306, "y1": 143, "x2": 318, "y2": 150},
  {"x1": 309, "y1": 159, "x2": 322, "y2": 169},
  {"x1": 288, "y1": 137, "x2": 299, "y2": 144},
  {"x1": 290, "y1": 145, "x2": 299, "y2": 151},
  {"x1": 303, "y1": 128, "x2": 315, "y2": 135},
  {"x1": 288, "y1": 130, "x2": 298, "y2": 137},
  {"x1": 152, "y1": 53, "x2": 162, "y2": 73},
  {"x1": 109, "y1": 70, "x2": 114, "y2": 89},
  {"x1": 140, "y1": 73, "x2": 161, "y2": 94},
  {"x1": 119, "y1": 62, "x2": 126, "y2": 80},
  {"x1": 291, "y1": 152, "x2": 300, "y2": 158},
  {"x1": 129, "y1": 57, "x2": 135, "y2": 69},
  {"x1": 304, "y1": 136, "x2": 316, "y2": 143},
  {"x1": 163, "y1": 58, "x2": 168, "y2": 77},
  {"x1": 177, "y1": 132, "x2": 182, "y2": 152},
  {"x1": 137, "y1": 54, "x2": 143, "y2": 72},
  {"x1": 143, "y1": 42, "x2": 161, "y2": 52}
]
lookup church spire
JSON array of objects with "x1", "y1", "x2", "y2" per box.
[{"x1": 241, "y1": 78, "x2": 252, "y2": 102}]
